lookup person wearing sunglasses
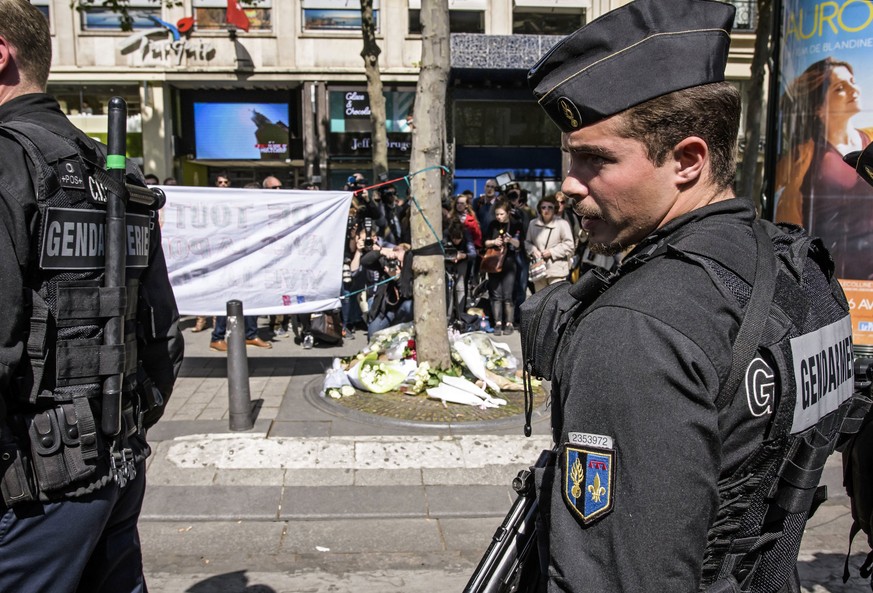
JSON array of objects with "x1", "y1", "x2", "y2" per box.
[{"x1": 524, "y1": 194, "x2": 575, "y2": 292}]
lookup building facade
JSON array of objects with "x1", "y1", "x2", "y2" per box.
[{"x1": 40, "y1": 0, "x2": 757, "y2": 195}]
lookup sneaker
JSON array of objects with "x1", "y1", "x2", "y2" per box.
[
  {"x1": 503, "y1": 323, "x2": 514, "y2": 336},
  {"x1": 303, "y1": 334, "x2": 314, "y2": 349},
  {"x1": 274, "y1": 328, "x2": 289, "y2": 339},
  {"x1": 493, "y1": 325, "x2": 503, "y2": 336},
  {"x1": 209, "y1": 340, "x2": 227, "y2": 352},
  {"x1": 192, "y1": 316, "x2": 207, "y2": 332},
  {"x1": 245, "y1": 337, "x2": 273, "y2": 349}
]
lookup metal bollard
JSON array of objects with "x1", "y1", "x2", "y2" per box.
[{"x1": 226, "y1": 300, "x2": 254, "y2": 431}]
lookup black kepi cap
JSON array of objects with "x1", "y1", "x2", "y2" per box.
[
  {"x1": 843, "y1": 144, "x2": 873, "y2": 188},
  {"x1": 528, "y1": 0, "x2": 736, "y2": 133}
]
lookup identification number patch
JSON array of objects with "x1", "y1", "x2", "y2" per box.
[{"x1": 567, "y1": 432, "x2": 613, "y2": 450}]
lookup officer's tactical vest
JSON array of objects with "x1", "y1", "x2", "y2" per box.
[
  {"x1": 521, "y1": 218, "x2": 871, "y2": 593},
  {"x1": 0, "y1": 121, "x2": 151, "y2": 495}
]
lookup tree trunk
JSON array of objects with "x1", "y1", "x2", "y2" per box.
[
  {"x1": 410, "y1": 0, "x2": 451, "y2": 368},
  {"x1": 359, "y1": 0, "x2": 388, "y2": 182},
  {"x1": 738, "y1": 0, "x2": 772, "y2": 211}
]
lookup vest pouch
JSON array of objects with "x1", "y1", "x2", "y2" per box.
[
  {"x1": 0, "y1": 438, "x2": 36, "y2": 506},
  {"x1": 25, "y1": 403, "x2": 100, "y2": 493}
]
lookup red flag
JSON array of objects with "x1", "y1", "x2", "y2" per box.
[{"x1": 226, "y1": 0, "x2": 250, "y2": 32}]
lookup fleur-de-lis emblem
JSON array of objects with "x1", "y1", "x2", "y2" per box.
[
  {"x1": 570, "y1": 458, "x2": 584, "y2": 499},
  {"x1": 588, "y1": 472, "x2": 606, "y2": 503}
]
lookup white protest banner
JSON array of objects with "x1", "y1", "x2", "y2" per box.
[{"x1": 159, "y1": 186, "x2": 353, "y2": 316}]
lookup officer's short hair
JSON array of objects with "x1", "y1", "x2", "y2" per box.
[
  {"x1": 0, "y1": 0, "x2": 52, "y2": 90},
  {"x1": 614, "y1": 82, "x2": 741, "y2": 191}
]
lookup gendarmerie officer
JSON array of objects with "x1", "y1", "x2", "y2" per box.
[
  {"x1": 0, "y1": 1, "x2": 183, "y2": 591},
  {"x1": 522, "y1": 1, "x2": 866, "y2": 591}
]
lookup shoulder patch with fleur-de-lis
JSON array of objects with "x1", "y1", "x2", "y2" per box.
[{"x1": 563, "y1": 445, "x2": 614, "y2": 524}]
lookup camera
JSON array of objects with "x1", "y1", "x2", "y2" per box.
[
  {"x1": 443, "y1": 246, "x2": 459, "y2": 261},
  {"x1": 386, "y1": 258, "x2": 400, "y2": 273},
  {"x1": 363, "y1": 217, "x2": 374, "y2": 248},
  {"x1": 495, "y1": 171, "x2": 515, "y2": 192}
]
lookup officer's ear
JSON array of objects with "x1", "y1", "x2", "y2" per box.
[
  {"x1": 672, "y1": 136, "x2": 708, "y2": 187},
  {"x1": 0, "y1": 35, "x2": 11, "y2": 79}
]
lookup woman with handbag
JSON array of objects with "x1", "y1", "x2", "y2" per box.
[
  {"x1": 482, "y1": 199, "x2": 523, "y2": 336},
  {"x1": 525, "y1": 194, "x2": 576, "y2": 292}
]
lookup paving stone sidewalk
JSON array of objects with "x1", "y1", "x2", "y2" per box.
[{"x1": 139, "y1": 318, "x2": 871, "y2": 592}]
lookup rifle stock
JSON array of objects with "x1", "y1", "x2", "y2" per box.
[{"x1": 464, "y1": 448, "x2": 554, "y2": 593}]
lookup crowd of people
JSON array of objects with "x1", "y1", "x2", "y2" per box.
[
  {"x1": 340, "y1": 174, "x2": 625, "y2": 340},
  {"x1": 147, "y1": 170, "x2": 624, "y2": 348}
]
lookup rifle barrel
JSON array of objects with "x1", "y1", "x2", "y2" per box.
[{"x1": 101, "y1": 96, "x2": 128, "y2": 437}]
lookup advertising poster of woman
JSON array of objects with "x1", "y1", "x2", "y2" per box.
[{"x1": 774, "y1": 0, "x2": 873, "y2": 349}]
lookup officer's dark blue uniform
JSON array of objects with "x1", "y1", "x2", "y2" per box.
[
  {"x1": 521, "y1": 1, "x2": 869, "y2": 591},
  {"x1": 0, "y1": 2, "x2": 183, "y2": 591}
]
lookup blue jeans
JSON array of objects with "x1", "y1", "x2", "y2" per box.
[
  {"x1": 367, "y1": 298, "x2": 413, "y2": 339},
  {"x1": 211, "y1": 315, "x2": 259, "y2": 341},
  {"x1": 0, "y1": 461, "x2": 147, "y2": 593},
  {"x1": 341, "y1": 288, "x2": 363, "y2": 329}
]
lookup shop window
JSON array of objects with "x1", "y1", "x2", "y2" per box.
[
  {"x1": 512, "y1": 7, "x2": 586, "y2": 35},
  {"x1": 408, "y1": 9, "x2": 484, "y2": 34},
  {"x1": 193, "y1": 0, "x2": 273, "y2": 31},
  {"x1": 32, "y1": 0, "x2": 50, "y2": 26},
  {"x1": 454, "y1": 100, "x2": 560, "y2": 147},
  {"x1": 80, "y1": 0, "x2": 161, "y2": 31},
  {"x1": 302, "y1": 0, "x2": 379, "y2": 32},
  {"x1": 408, "y1": 0, "x2": 485, "y2": 34},
  {"x1": 46, "y1": 84, "x2": 144, "y2": 164}
]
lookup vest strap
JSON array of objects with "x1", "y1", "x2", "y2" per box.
[
  {"x1": 56, "y1": 285, "x2": 126, "y2": 321},
  {"x1": 71, "y1": 396, "x2": 99, "y2": 460}
]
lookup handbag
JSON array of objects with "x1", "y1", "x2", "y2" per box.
[
  {"x1": 529, "y1": 258, "x2": 548, "y2": 281},
  {"x1": 480, "y1": 245, "x2": 506, "y2": 274},
  {"x1": 310, "y1": 309, "x2": 343, "y2": 344},
  {"x1": 529, "y1": 228, "x2": 552, "y2": 282}
]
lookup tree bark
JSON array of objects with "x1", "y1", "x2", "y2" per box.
[
  {"x1": 359, "y1": 0, "x2": 389, "y2": 182},
  {"x1": 409, "y1": 0, "x2": 451, "y2": 368},
  {"x1": 739, "y1": 0, "x2": 772, "y2": 211}
]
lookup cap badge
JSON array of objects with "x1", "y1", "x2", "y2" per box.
[{"x1": 558, "y1": 97, "x2": 581, "y2": 129}]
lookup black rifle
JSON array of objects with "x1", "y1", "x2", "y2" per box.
[
  {"x1": 464, "y1": 448, "x2": 554, "y2": 593},
  {"x1": 100, "y1": 97, "x2": 165, "y2": 438},
  {"x1": 100, "y1": 96, "x2": 129, "y2": 437}
]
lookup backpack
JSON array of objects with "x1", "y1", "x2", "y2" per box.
[{"x1": 840, "y1": 372, "x2": 873, "y2": 588}]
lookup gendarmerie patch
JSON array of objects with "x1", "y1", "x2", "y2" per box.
[
  {"x1": 790, "y1": 315, "x2": 854, "y2": 434},
  {"x1": 563, "y1": 444, "x2": 614, "y2": 524},
  {"x1": 40, "y1": 208, "x2": 151, "y2": 270}
]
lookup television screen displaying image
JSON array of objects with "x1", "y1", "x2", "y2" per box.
[{"x1": 194, "y1": 102, "x2": 290, "y2": 160}]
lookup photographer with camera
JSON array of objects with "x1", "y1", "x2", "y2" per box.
[
  {"x1": 340, "y1": 214, "x2": 369, "y2": 337},
  {"x1": 482, "y1": 198, "x2": 523, "y2": 335},
  {"x1": 444, "y1": 218, "x2": 477, "y2": 323},
  {"x1": 359, "y1": 240, "x2": 413, "y2": 340}
]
